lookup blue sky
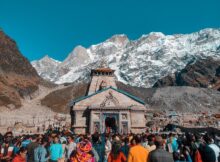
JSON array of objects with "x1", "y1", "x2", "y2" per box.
[{"x1": 0, "y1": 0, "x2": 220, "y2": 61}]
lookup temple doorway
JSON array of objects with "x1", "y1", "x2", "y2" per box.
[{"x1": 104, "y1": 114, "x2": 118, "y2": 133}]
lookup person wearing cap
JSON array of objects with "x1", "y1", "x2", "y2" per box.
[
  {"x1": 127, "y1": 135, "x2": 149, "y2": 162},
  {"x1": 147, "y1": 136, "x2": 174, "y2": 162}
]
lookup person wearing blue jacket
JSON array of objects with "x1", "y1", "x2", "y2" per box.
[
  {"x1": 49, "y1": 136, "x2": 63, "y2": 162},
  {"x1": 34, "y1": 138, "x2": 49, "y2": 162}
]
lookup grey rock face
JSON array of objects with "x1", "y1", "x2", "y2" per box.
[{"x1": 146, "y1": 86, "x2": 220, "y2": 112}]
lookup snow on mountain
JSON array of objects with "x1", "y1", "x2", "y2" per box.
[
  {"x1": 31, "y1": 28, "x2": 220, "y2": 87},
  {"x1": 32, "y1": 55, "x2": 61, "y2": 82},
  {"x1": 60, "y1": 45, "x2": 91, "y2": 69}
]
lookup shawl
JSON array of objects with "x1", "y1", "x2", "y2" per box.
[{"x1": 71, "y1": 139, "x2": 94, "y2": 162}]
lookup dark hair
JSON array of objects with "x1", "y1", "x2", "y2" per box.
[
  {"x1": 195, "y1": 134, "x2": 201, "y2": 141},
  {"x1": 203, "y1": 134, "x2": 212, "y2": 144},
  {"x1": 4, "y1": 132, "x2": 13, "y2": 137},
  {"x1": 67, "y1": 135, "x2": 73, "y2": 140},
  {"x1": 134, "y1": 135, "x2": 141, "y2": 144},
  {"x1": 147, "y1": 135, "x2": 155, "y2": 142},
  {"x1": 18, "y1": 147, "x2": 27, "y2": 154},
  {"x1": 123, "y1": 137, "x2": 129, "y2": 144},
  {"x1": 31, "y1": 135, "x2": 38, "y2": 140},
  {"x1": 40, "y1": 138, "x2": 48, "y2": 145},
  {"x1": 92, "y1": 133, "x2": 100, "y2": 143},
  {"x1": 154, "y1": 136, "x2": 163, "y2": 148},
  {"x1": 111, "y1": 141, "x2": 121, "y2": 159},
  {"x1": 53, "y1": 135, "x2": 59, "y2": 139}
]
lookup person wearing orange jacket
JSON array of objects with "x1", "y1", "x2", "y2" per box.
[
  {"x1": 12, "y1": 147, "x2": 27, "y2": 162},
  {"x1": 127, "y1": 135, "x2": 149, "y2": 162}
]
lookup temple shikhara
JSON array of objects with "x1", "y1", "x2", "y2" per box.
[{"x1": 69, "y1": 67, "x2": 147, "y2": 134}]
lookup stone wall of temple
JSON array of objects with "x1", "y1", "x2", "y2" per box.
[{"x1": 74, "y1": 89, "x2": 145, "y2": 109}]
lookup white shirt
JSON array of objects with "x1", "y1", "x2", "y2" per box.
[
  {"x1": 209, "y1": 143, "x2": 220, "y2": 162},
  {"x1": 67, "y1": 141, "x2": 77, "y2": 158}
]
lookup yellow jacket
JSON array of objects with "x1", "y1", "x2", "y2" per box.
[{"x1": 128, "y1": 144, "x2": 149, "y2": 162}]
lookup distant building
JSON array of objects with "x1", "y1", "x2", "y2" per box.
[
  {"x1": 166, "y1": 111, "x2": 179, "y2": 119},
  {"x1": 69, "y1": 67, "x2": 146, "y2": 134}
]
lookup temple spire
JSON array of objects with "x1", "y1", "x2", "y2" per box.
[{"x1": 88, "y1": 60, "x2": 117, "y2": 95}]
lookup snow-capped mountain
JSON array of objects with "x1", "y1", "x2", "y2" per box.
[
  {"x1": 32, "y1": 55, "x2": 61, "y2": 81},
  {"x1": 31, "y1": 28, "x2": 220, "y2": 87}
]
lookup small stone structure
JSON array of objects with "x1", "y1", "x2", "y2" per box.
[{"x1": 70, "y1": 67, "x2": 146, "y2": 134}]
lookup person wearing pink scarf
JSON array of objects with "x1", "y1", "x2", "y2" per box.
[{"x1": 70, "y1": 139, "x2": 95, "y2": 162}]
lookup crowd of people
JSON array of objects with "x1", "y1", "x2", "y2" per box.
[{"x1": 0, "y1": 127, "x2": 220, "y2": 162}]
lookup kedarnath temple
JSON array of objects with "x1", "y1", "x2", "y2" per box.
[{"x1": 69, "y1": 67, "x2": 147, "y2": 134}]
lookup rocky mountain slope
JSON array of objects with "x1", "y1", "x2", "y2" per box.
[
  {"x1": 41, "y1": 83, "x2": 89, "y2": 113},
  {"x1": 0, "y1": 30, "x2": 40, "y2": 108},
  {"x1": 41, "y1": 81, "x2": 220, "y2": 113},
  {"x1": 32, "y1": 28, "x2": 220, "y2": 87},
  {"x1": 153, "y1": 57, "x2": 220, "y2": 91}
]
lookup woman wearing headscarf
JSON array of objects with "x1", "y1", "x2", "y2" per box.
[{"x1": 70, "y1": 139, "x2": 95, "y2": 162}]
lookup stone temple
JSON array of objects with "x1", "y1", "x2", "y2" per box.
[{"x1": 69, "y1": 67, "x2": 146, "y2": 134}]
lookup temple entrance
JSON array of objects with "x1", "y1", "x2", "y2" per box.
[
  {"x1": 105, "y1": 117, "x2": 116, "y2": 133},
  {"x1": 104, "y1": 114, "x2": 118, "y2": 133}
]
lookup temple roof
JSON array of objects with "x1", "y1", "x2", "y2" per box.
[
  {"x1": 69, "y1": 86, "x2": 145, "y2": 107},
  {"x1": 91, "y1": 68, "x2": 115, "y2": 73},
  {"x1": 88, "y1": 105, "x2": 146, "y2": 111}
]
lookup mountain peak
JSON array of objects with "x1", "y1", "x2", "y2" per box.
[
  {"x1": 64, "y1": 45, "x2": 87, "y2": 60},
  {"x1": 148, "y1": 32, "x2": 165, "y2": 37},
  {"x1": 61, "y1": 45, "x2": 90, "y2": 68},
  {"x1": 72, "y1": 45, "x2": 87, "y2": 52},
  {"x1": 140, "y1": 32, "x2": 165, "y2": 39},
  {"x1": 109, "y1": 34, "x2": 128, "y2": 40},
  {"x1": 40, "y1": 55, "x2": 61, "y2": 64},
  {"x1": 107, "y1": 34, "x2": 129, "y2": 47},
  {"x1": 43, "y1": 54, "x2": 50, "y2": 59},
  {"x1": 32, "y1": 28, "x2": 220, "y2": 87}
]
